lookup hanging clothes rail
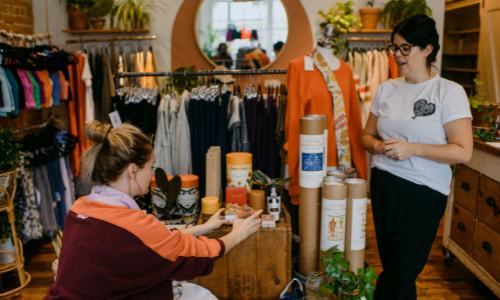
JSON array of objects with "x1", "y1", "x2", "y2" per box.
[
  {"x1": 113, "y1": 69, "x2": 288, "y2": 89},
  {"x1": 65, "y1": 35, "x2": 157, "y2": 74},
  {"x1": 346, "y1": 37, "x2": 391, "y2": 49}
]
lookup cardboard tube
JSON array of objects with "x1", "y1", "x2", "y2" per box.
[
  {"x1": 248, "y1": 190, "x2": 266, "y2": 215},
  {"x1": 298, "y1": 117, "x2": 325, "y2": 275},
  {"x1": 320, "y1": 181, "x2": 347, "y2": 271},
  {"x1": 306, "y1": 115, "x2": 328, "y2": 177},
  {"x1": 344, "y1": 178, "x2": 368, "y2": 273}
]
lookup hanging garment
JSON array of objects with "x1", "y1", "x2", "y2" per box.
[
  {"x1": 73, "y1": 53, "x2": 90, "y2": 153},
  {"x1": 101, "y1": 53, "x2": 116, "y2": 122},
  {"x1": 154, "y1": 95, "x2": 173, "y2": 175},
  {"x1": 358, "y1": 52, "x2": 370, "y2": 102},
  {"x1": 239, "y1": 98, "x2": 251, "y2": 153},
  {"x1": 228, "y1": 95, "x2": 242, "y2": 152},
  {"x1": 276, "y1": 94, "x2": 287, "y2": 178},
  {"x1": 117, "y1": 53, "x2": 125, "y2": 87},
  {"x1": 266, "y1": 93, "x2": 279, "y2": 179},
  {"x1": 34, "y1": 165, "x2": 58, "y2": 236},
  {"x1": 174, "y1": 90, "x2": 192, "y2": 175},
  {"x1": 285, "y1": 53, "x2": 367, "y2": 205},
  {"x1": 49, "y1": 71, "x2": 61, "y2": 106},
  {"x1": 67, "y1": 64, "x2": 81, "y2": 175},
  {"x1": 388, "y1": 53, "x2": 399, "y2": 79},
  {"x1": 17, "y1": 70, "x2": 36, "y2": 109},
  {"x1": 21, "y1": 165, "x2": 44, "y2": 242},
  {"x1": 245, "y1": 48, "x2": 270, "y2": 70},
  {"x1": 31, "y1": 71, "x2": 47, "y2": 107},
  {"x1": 92, "y1": 50, "x2": 103, "y2": 120},
  {"x1": 59, "y1": 71, "x2": 69, "y2": 101},
  {"x1": 169, "y1": 94, "x2": 179, "y2": 175},
  {"x1": 241, "y1": 27, "x2": 252, "y2": 39},
  {"x1": 82, "y1": 53, "x2": 95, "y2": 124},
  {"x1": 37, "y1": 70, "x2": 53, "y2": 107},
  {"x1": 0, "y1": 60, "x2": 14, "y2": 115},
  {"x1": 380, "y1": 51, "x2": 389, "y2": 83},
  {"x1": 9, "y1": 67, "x2": 25, "y2": 110},
  {"x1": 145, "y1": 50, "x2": 156, "y2": 89},
  {"x1": 4, "y1": 69, "x2": 19, "y2": 116},
  {"x1": 26, "y1": 71, "x2": 41, "y2": 109},
  {"x1": 59, "y1": 156, "x2": 73, "y2": 212},
  {"x1": 251, "y1": 29, "x2": 259, "y2": 41},
  {"x1": 137, "y1": 51, "x2": 147, "y2": 87},
  {"x1": 0, "y1": 80, "x2": 3, "y2": 108},
  {"x1": 370, "y1": 49, "x2": 381, "y2": 99}
]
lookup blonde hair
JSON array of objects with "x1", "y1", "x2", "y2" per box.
[{"x1": 80, "y1": 121, "x2": 153, "y2": 186}]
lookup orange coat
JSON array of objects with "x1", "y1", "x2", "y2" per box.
[{"x1": 285, "y1": 56, "x2": 367, "y2": 205}]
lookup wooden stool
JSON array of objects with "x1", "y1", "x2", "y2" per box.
[{"x1": 0, "y1": 169, "x2": 31, "y2": 296}]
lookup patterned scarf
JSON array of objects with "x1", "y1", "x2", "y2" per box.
[{"x1": 308, "y1": 49, "x2": 352, "y2": 168}]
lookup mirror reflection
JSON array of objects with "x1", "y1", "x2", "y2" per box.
[{"x1": 196, "y1": 0, "x2": 288, "y2": 70}]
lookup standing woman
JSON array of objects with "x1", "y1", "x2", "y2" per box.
[{"x1": 361, "y1": 14, "x2": 473, "y2": 300}]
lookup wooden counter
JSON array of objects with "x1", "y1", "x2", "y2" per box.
[{"x1": 443, "y1": 140, "x2": 500, "y2": 298}]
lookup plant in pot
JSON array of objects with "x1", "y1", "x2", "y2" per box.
[
  {"x1": 88, "y1": 0, "x2": 114, "y2": 30},
  {"x1": 360, "y1": 1, "x2": 382, "y2": 30},
  {"x1": 153, "y1": 168, "x2": 183, "y2": 225},
  {"x1": 319, "y1": 1, "x2": 363, "y2": 57},
  {"x1": 0, "y1": 211, "x2": 23, "y2": 264},
  {"x1": 317, "y1": 245, "x2": 378, "y2": 300},
  {"x1": 0, "y1": 128, "x2": 22, "y2": 200},
  {"x1": 380, "y1": 0, "x2": 432, "y2": 29},
  {"x1": 252, "y1": 170, "x2": 292, "y2": 196},
  {"x1": 61, "y1": 0, "x2": 96, "y2": 30},
  {"x1": 110, "y1": 0, "x2": 165, "y2": 30},
  {"x1": 469, "y1": 79, "x2": 499, "y2": 142}
]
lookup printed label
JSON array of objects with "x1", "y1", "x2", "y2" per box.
[
  {"x1": 109, "y1": 111, "x2": 122, "y2": 128},
  {"x1": 299, "y1": 134, "x2": 325, "y2": 188},
  {"x1": 231, "y1": 170, "x2": 248, "y2": 181},
  {"x1": 321, "y1": 198, "x2": 346, "y2": 251},
  {"x1": 351, "y1": 198, "x2": 367, "y2": 250}
]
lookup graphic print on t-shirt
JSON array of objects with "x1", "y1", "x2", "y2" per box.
[{"x1": 412, "y1": 99, "x2": 436, "y2": 119}]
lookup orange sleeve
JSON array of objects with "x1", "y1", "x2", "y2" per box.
[
  {"x1": 284, "y1": 62, "x2": 305, "y2": 205},
  {"x1": 346, "y1": 68, "x2": 368, "y2": 180}
]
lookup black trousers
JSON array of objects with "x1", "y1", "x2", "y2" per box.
[{"x1": 371, "y1": 168, "x2": 447, "y2": 300}]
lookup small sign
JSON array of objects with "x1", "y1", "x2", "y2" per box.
[{"x1": 109, "y1": 111, "x2": 122, "y2": 128}]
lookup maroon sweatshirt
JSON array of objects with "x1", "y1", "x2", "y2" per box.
[{"x1": 44, "y1": 198, "x2": 225, "y2": 299}]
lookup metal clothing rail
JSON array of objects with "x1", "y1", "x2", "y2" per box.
[
  {"x1": 66, "y1": 35, "x2": 157, "y2": 74},
  {"x1": 346, "y1": 37, "x2": 391, "y2": 49},
  {"x1": 114, "y1": 69, "x2": 288, "y2": 89}
]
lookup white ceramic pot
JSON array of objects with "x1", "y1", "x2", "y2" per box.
[{"x1": 0, "y1": 237, "x2": 16, "y2": 264}]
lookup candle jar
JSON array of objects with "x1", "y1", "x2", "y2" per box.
[
  {"x1": 305, "y1": 271, "x2": 328, "y2": 300},
  {"x1": 226, "y1": 153, "x2": 252, "y2": 191}
]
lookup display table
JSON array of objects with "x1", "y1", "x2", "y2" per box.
[
  {"x1": 443, "y1": 140, "x2": 500, "y2": 297},
  {"x1": 197, "y1": 206, "x2": 292, "y2": 300}
]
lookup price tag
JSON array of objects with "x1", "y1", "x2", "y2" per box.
[{"x1": 109, "y1": 111, "x2": 122, "y2": 128}]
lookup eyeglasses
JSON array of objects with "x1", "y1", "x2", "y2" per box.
[{"x1": 387, "y1": 44, "x2": 417, "y2": 56}]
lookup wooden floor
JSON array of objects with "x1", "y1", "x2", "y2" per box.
[{"x1": 2, "y1": 205, "x2": 499, "y2": 299}]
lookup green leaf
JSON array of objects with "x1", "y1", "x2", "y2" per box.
[
  {"x1": 252, "y1": 170, "x2": 271, "y2": 186},
  {"x1": 274, "y1": 177, "x2": 293, "y2": 186},
  {"x1": 324, "y1": 245, "x2": 341, "y2": 255},
  {"x1": 477, "y1": 105, "x2": 484, "y2": 112},
  {"x1": 487, "y1": 105, "x2": 494, "y2": 114},
  {"x1": 489, "y1": 124, "x2": 497, "y2": 132},
  {"x1": 318, "y1": 282, "x2": 330, "y2": 296}
]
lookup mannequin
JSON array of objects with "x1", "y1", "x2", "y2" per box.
[{"x1": 314, "y1": 24, "x2": 341, "y2": 71}]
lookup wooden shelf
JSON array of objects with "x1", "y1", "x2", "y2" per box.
[
  {"x1": 445, "y1": 29, "x2": 480, "y2": 35},
  {"x1": 443, "y1": 52, "x2": 478, "y2": 56},
  {"x1": 62, "y1": 29, "x2": 150, "y2": 34},
  {"x1": 445, "y1": 0, "x2": 481, "y2": 12},
  {"x1": 458, "y1": 82, "x2": 475, "y2": 89},
  {"x1": 348, "y1": 29, "x2": 392, "y2": 33},
  {"x1": 442, "y1": 67, "x2": 479, "y2": 73}
]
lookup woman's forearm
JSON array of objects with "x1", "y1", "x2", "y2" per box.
[
  {"x1": 219, "y1": 232, "x2": 240, "y2": 254},
  {"x1": 413, "y1": 143, "x2": 472, "y2": 164},
  {"x1": 180, "y1": 224, "x2": 211, "y2": 237},
  {"x1": 361, "y1": 134, "x2": 384, "y2": 155}
]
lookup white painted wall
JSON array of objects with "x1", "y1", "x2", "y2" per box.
[{"x1": 33, "y1": 0, "x2": 445, "y2": 72}]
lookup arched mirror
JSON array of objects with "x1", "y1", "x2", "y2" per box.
[{"x1": 195, "y1": 0, "x2": 289, "y2": 70}]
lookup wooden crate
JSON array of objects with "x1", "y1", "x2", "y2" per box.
[{"x1": 198, "y1": 206, "x2": 292, "y2": 300}]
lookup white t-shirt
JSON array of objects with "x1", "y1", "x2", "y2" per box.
[{"x1": 370, "y1": 75, "x2": 472, "y2": 195}]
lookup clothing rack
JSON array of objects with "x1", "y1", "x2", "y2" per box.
[
  {"x1": 65, "y1": 35, "x2": 157, "y2": 74},
  {"x1": 346, "y1": 37, "x2": 391, "y2": 49},
  {"x1": 0, "y1": 30, "x2": 52, "y2": 47},
  {"x1": 114, "y1": 69, "x2": 288, "y2": 89}
]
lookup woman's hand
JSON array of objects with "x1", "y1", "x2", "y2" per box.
[
  {"x1": 384, "y1": 138, "x2": 415, "y2": 161},
  {"x1": 231, "y1": 210, "x2": 263, "y2": 243},
  {"x1": 204, "y1": 208, "x2": 230, "y2": 232}
]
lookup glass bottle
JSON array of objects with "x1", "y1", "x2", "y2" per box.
[{"x1": 305, "y1": 271, "x2": 327, "y2": 300}]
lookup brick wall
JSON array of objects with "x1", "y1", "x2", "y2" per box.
[
  {"x1": 0, "y1": 0, "x2": 41, "y2": 130},
  {"x1": 0, "y1": 0, "x2": 34, "y2": 34}
]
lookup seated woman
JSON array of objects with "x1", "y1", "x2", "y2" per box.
[{"x1": 44, "y1": 121, "x2": 262, "y2": 299}]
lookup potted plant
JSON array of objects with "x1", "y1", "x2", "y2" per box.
[
  {"x1": 0, "y1": 128, "x2": 22, "y2": 198},
  {"x1": 380, "y1": 0, "x2": 432, "y2": 29},
  {"x1": 359, "y1": 1, "x2": 382, "y2": 30},
  {"x1": 252, "y1": 170, "x2": 292, "y2": 196},
  {"x1": 469, "y1": 79, "x2": 499, "y2": 142},
  {"x1": 88, "y1": 0, "x2": 114, "y2": 30},
  {"x1": 0, "y1": 211, "x2": 23, "y2": 264},
  {"x1": 110, "y1": 0, "x2": 164, "y2": 30},
  {"x1": 318, "y1": 245, "x2": 378, "y2": 300},
  {"x1": 319, "y1": 1, "x2": 363, "y2": 57},
  {"x1": 61, "y1": 0, "x2": 96, "y2": 30}
]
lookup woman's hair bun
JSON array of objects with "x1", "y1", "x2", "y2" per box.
[{"x1": 85, "y1": 121, "x2": 112, "y2": 144}]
